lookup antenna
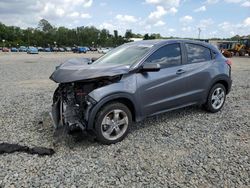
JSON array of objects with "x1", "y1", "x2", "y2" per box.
[{"x1": 198, "y1": 28, "x2": 201, "y2": 39}]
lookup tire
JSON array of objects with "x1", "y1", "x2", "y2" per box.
[
  {"x1": 94, "y1": 102, "x2": 132, "y2": 144},
  {"x1": 204, "y1": 83, "x2": 226, "y2": 113}
]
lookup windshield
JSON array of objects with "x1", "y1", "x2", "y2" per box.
[{"x1": 93, "y1": 44, "x2": 151, "y2": 66}]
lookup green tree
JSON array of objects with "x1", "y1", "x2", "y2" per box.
[
  {"x1": 125, "y1": 29, "x2": 133, "y2": 39},
  {"x1": 143, "y1": 33, "x2": 149, "y2": 40},
  {"x1": 37, "y1": 19, "x2": 53, "y2": 32}
]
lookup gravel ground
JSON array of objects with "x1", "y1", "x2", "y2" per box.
[{"x1": 0, "y1": 52, "x2": 249, "y2": 187}]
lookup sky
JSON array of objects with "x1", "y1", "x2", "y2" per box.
[{"x1": 0, "y1": 0, "x2": 249, "y2": 38}]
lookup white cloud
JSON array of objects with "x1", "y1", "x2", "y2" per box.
[
  {"x1": 206, "y1": 0, "x2": 219, "y2": 4},
  {"x1": 218, "y1": 21, "x2": 231, "y2": 30},
  {"x1": 154, "y1": 20, "x2": 166, "y2": 26},
  {"x1": 148, "y1": 6, "x2": 167, "y2": 19},
  {"x1": 243, "y1": 17, "x2": 250, "y2": 26},
  {"x1": 208, "y1": 0, "x2": 250, "y2": 5},
  {"x1": 181, "y1": 26, "x2": 192, "y2": 32},
  {"x1": 168, "y1": 28, "x2": 175, "y2": 32},
  {"x1": 241, "y1": 1, "x2": 250, "y2": 6},
  {"x1": 100, "y1": 2, "x2": 107, "y2": 6},
  {"x1": 168, "y1": 7, "x2": 178, "y2": 14},
  {"x1": 217, "y1": 17, "x2": 250, "y2": 37},
  {"x1": 145, "y1": 0, "x2": 179, "y2": 19},
  {"x1": 198, "y1": 18, "x2": 214, "y2": 29},
  {"x1": 81, "y1": 13, "x2": 91, "y2": 19},
  {"x1": 180, "y1": 15, "x2": 193, "y2": 23},
  {"x1": 55, "y1": 8, "x2": 65, "y2": 17},
  {"x1": 0, "y1": 0, "x2": 93, "y2": 28},
  {"x1": 68, "y1": 11, "x2": 80, "y2": 18},
  {"x1": 145, "y1": 0, "x2": 180, "y2": 8},
  {"x1": 99, "y1": 22, "x2": 115, "y2": 30},
  {"x1": 224, "y1": 0, "x2": 242, "y2": 3},
  {"x1": 115, "y1": 14, "x2": 138, "y2": 23},
  {"x1": 82, "y1": 0, "x2": 93, "y2": 7},
  {"x1": 194, "y1": 6, "x2": 206, "y2": 12}
]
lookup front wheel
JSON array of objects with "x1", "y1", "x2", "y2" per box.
[
  {"x1": 94, "y1": 102, "x2": 132, "y2": 144},
  {"x1": 204, "y1": 83, "x2": 226, "y2": 113}
]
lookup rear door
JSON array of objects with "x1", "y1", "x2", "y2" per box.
[
  {"x1": 181, "y1": 43, "x2": 214, "y2": 103},
  {"x1": 136, "y1": 43, "x2": 190, "y2": 117}
]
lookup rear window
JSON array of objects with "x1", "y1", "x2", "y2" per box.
[{"x1": 185, "y1": 43, "x2": 212, "y2": 63}]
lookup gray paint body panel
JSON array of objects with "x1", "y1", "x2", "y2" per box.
[
  {"x1": 50, "y1": 58, "x2": 130, "y2": 83},
  {"x1": 50, "y1": 39, "x2": 232, "y2": 130}
]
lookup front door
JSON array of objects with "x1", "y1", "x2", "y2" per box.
[{"x1": 136, "y1": 43, "x2": 189, "y2": 117}]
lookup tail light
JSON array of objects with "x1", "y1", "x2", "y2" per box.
[{"x1": 225, "y1": 59, "x2": 232, "y2": 66}]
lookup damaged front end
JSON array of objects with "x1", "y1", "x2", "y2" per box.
[
  {"x1": 50, "y1": 77, "x2": 120, "y2": 132},
  {"x1": 50, "y1": 57, "x2": 130, "y2": 132}
]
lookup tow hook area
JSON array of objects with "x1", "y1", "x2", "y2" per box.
[
  {"x1": 50, "y1": 84, "x2": 97, "y2": 133},
  {"x1": 50, "y1": 97, "x2": 88, "y2": 132}
]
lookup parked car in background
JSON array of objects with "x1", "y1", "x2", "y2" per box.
[
  {"x1": 52, "y1": 47, "x2": 59, "y2": 52},
  {"x1": 45, "y1": 47, "x2": 52, "y2": 52},
  {"x1": 2, "y1": 47, "x2": 10, "y2": 52},
  {"x1": 72, "y1": 47, "x2": 77, "y2": 53},
  {"x1": 65, "y1": 47, "x2": 71, "y2": 52},
  {"x1": 11, "y1": 47, "x2": 18, "y2": 52},
  {"x1": 73, "y1": 46, "x2": 87, "y2": 53},
  {"x1": 50, "y1": 39, "x2": 232, "y2": 144},
  {"x1": 27, "y1": 46, "x2": 38, "y2": 54},
  {"x1": 19, "y1": 46, "x2": 27, "y2": 52},
  {"x1": 84, "y1": 47, "x2": 90, "y2": 51},
  {"x1": 98, "y1": 47, "x2": 112, "y2": 54},
  {"x1": 37, "y1": 47, "x2": 44, "y2": 52},
  {"x1": 59, "y1": 47, "x2": 65, "y2": 52},
  {"x1": 90, "y1": 47, "x2": 97, "y2": 51}
]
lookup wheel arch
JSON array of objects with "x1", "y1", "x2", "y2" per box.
[
  {"x1": 206, "y1": 75, "x2": 232, "y2": 98},
  {"x1": 87, "y1": 93, "x2": 139, "y2": 131},
  {"x1": 214, "y1": 80, "x2": 230, "y2": 94}
]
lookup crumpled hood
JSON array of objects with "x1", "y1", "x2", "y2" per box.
[{"x1": 50, "y1": 58, "x2": 130, "y2": 83}]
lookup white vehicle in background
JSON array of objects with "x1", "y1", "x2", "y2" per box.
[{"x1": 97, "y1": 47, "x2": 113, "y2": 54}]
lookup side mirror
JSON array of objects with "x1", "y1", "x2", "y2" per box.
[{"x1": 141, "y1": 63, "x2": 161, "y2": 72}]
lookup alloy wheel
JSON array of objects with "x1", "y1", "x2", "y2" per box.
[{"x1": 101, "y1": 109, "x2": 129, "y2": 141}]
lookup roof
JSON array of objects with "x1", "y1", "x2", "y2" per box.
[{"x1": 127, "y1": 39, "x2": 214, "y2": 49}]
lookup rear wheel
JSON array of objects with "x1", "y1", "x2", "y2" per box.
[
  {"x1": 204, "y1": 83, "x2": 226, "y2": 113},
  {"x1": 94, "y1": 102, "x2": 132, "y2": 144}
]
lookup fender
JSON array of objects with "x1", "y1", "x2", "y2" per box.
[
  {"x1": 204, "y1": 74, "x2": 232, "y2": 101},
  {"x1": 86, "y1": 92, "x2": 141, "y2": 130}
]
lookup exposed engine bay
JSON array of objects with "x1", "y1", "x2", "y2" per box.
[{"x1": 51, "y1": 76, "x2": 121, "y2": 131}]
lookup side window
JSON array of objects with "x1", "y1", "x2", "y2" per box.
[
  {"x1": 146, "y1": 43, "x2": 181, "y2": 68},
  {"x1": 185, "y1": 43, "x2": 212, "y2": 63}
]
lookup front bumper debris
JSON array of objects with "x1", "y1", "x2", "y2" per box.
[{"x1": 50, "y1": 99, "x2": 61, "y2": 128}]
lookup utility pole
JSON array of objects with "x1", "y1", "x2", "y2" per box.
[{"x1": 198, "y1": 28, "x2": 201, "y2": 39}]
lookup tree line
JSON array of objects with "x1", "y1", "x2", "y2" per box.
[
  {"x1": 0, "y1": 19, "x2": 165, "y2": 48},
  {"x1": 1, "y1": 19, "x2": 246, "y2": 48}
]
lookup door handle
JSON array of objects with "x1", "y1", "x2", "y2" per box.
[{"x1": 176, "y1": 69, "x2": 186, "y2": 75}]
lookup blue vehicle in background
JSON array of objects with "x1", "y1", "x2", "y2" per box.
[
  {"x1": 27, "y1": 46, "x2": 39, "y2": 54},
  {"x1": 19, "y1": 46, "x2": 27, "y2": 52},
  {"x1": 79, "y1": 47, "x2": 87, "y2": 53},
  {"x1": 11, "y1": 47, "x2": 18, "y2": 52},
  {"x1": 84, "y1": 47, "x2": 90, "y2": 51},
  {"x1": 73, "y1": 46, "x2": 87, "y2": 53}
]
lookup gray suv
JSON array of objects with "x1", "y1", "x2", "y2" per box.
[{"x1": 50, "y1": 39, "x2": 232, "y2": 144}]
